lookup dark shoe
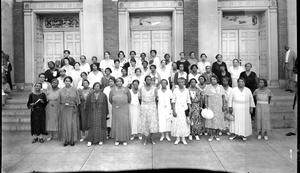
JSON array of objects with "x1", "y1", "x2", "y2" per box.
[
  {"x1": 32, "y1": 138, "x2": 38, "y2": 143},
  {"x1": 286, "y1": 132, "x2": 296, "y2": 136},
  {"x1": 63, "y1": 141, "x2": 69, "y2": 147},
  {"x1": 39, "y1": 138, "x2": 44, "y2": 143},
  {"x1": 285, "y1": 89, "x2": 291, "y2": 91},
  {"x1": 290, "y1": 90, "x2": 295, "y2": 93},
  {"x1": 70, "y1": 141, "x2": 75, "y2": 146}
]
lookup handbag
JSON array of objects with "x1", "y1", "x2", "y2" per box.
[{"x1": 224, "y1": 112, "x2": 235, "y2": 121}]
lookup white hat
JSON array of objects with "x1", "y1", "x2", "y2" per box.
[{"x1": 201, "y1": 108, "x2": 214, "y2": 119}]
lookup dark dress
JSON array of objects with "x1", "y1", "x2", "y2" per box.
[
  {"x1": 219, "y1": 71, "x2": 232, "y2": 87},
  {"x1": 44, "y1": 69, "x2": 60, "y2": 83},
  {"x1": 176, "y1": 60, "x2": 190, "y2": 74},
  {"x1": 239, "y1": 71, "x2": 258, "y2": 93},
  {"x1": 188, "y1": 87, "x2": 204, "y2": 136},
  {"x1": 3, "y1": 62, "x2": 13, "y2": 90},
  {"x1": 212, "y1": 61, "x2": 228, "y2": 80},
  {"x1": 86, "y1": 91, "x2": 109, "y2": 143},
  {"x1": 57, "y1": 86, "x2": 81, "y2": 142},
  {"x1": 78, "y1": 88, "x2": 93, "y2": 131},
  {"x1": 61, "y1": 57, "x2": 76, "y2": 67},
  {"x1": 27, "y1": 92, "x2": 47, "y2": 136},
  {"x1": 101, "y1": 75, "x2": 111, "y2": 89},
  {"x1": 90, "y1": 62, "x2": 100, "y2": 72}
]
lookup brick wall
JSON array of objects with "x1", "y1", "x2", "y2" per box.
[
  {"x1": 13, "y1": 2, "x2": 25, "y2": 83},
  {"x1": 277, "y1": 0, "x2": 288, "y2": 80},
  {"x1": 183, "y1": 0, "x2": 198, "y2": 59},
  {"x1": 103, "y1": 0, "x2": 119, "y2": 60}
]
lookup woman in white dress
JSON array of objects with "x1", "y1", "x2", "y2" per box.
[
  {"x1": 157, "y1": 60, "x2": 171, "y2": 82},
  {"x1": 164, "y1": 53, "x2": 173, "y2": 72},
  {"x1": 61, "y1": 58, "x2": 74, "y2": 76},
  {"x1": 169, "y1": 62, "x2": 179, "y2": 90},
  {"x1": 149, "y1": 64, "x2": 161, "y2": 88},
  {"x1": 173, "y1": 64, "x2": 188, "y2": 88},
  {"x1": 88, "y1": 63, "x2": 103, "y2": 87},
  {"x1": 188, "y1": 64, "x2": 200, "y2": 82},
  {"x1": 141, "y1": 60, "x2": 151, "y2": 76},
  {"x1": 129, "y1": 80, "x2": 142, "y2": 140},
  {"x1": 131, "y1": 68, "x2": 145, "y2": 89},
  {"x1": 70, "y1": 62, "x2": 83, "y2": 88},
  {"x1": 157, "y1": 79, "x2": 173, "y2": 141},
  {"x1": 103, "y1": 77, "x2": 116, "y2": 138},
  {"x1": 118, "y1": 51, "x2": 128, "y2": 69},
  {"x1": 111, "y1": 59, "x2": 122, "y2": 78},
  {"x1": 228, "y1": 78, "x2": 255, "y2": 141},
  {"x1": 171, "y1": 77, "x2": 192, "y2": 145},
  {"x1": 228, "y1": 59, "x2": 244, "y2": 88},
  {"x1": 100, "y1": 51, "x2": 114, "y2": 75},
  {"x1": 197, "y1": 53, "x2": 211, "y2": 75},
  {"x1": 79, "y1": 55, "x2": 90, "y2": 73}
]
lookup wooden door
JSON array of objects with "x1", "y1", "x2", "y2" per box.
[
  {"x1": 131, "y1": 31, "x2": 151, "y2": 59},
  {"x1": 239, "y1": 30, "x2": 259, "y2": 75},
  {"x1": 44, "y1": 32, "x2": 64, "y2": 69},
  {"x1": 222, "y1": 30, "x2": 239, "y2": 67},
  {"x1": 151, "y1": 31, "x2": 172, "y2": 61},
  {"x1": 64, "y1": 32, "x2": 81, "y2": 62},
  {"x1": 35, "y1": 15, "x2": 44, "y2": 80}
]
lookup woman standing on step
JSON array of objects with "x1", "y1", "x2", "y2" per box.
[
  {"x1": 45, "y1": 78, "x2": 60, "y2": 141},
  {"x1": 86, "y1": 82, "x2": 109, "y2": 147},
  {"x1": 27, "y1": 83, "x2": 47, "y2": 143},
  {"x1": 58, "y1": 76, "x2": 81, "y2": 147}
]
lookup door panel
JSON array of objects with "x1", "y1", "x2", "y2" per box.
[
  {"x1": 131, "y1": 31, "x2": 151, "y2": 59},
  {"x1": 222, "y1": 30, "x2": 239, "y2": 67},
  {"x1": 36, "y1": 29, "x2": 44, "y2": 78},
  {"x1": 64, "y1": 32, "x2": 81, "y2": 62},
  {"x1": 151, "y1": 31, "x2": 171, "y2": 61},
  {"x1": 239, "y1": 30, "x2": 259, "y2": 75},
  {"x1": 44, "y1": 32, "x2": 64, "y2": 69},
  {"x1": 259, "y1": 13, "x2": 268, "y2": 79}
]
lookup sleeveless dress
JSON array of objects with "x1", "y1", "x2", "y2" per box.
[{"x1": 129, "y1": 89, "x2": 140, "y2": 135}]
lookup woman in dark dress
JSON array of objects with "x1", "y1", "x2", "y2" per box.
[
  {"x1": 176, "y1": 52, "x2": 190, "y2": 74},
  {"x1": 219, "y1": 64, "x2": 232, "y2": 87},
  {"x1": 44, "y1": 61, "x2": 60, "y2": 83},
  {"x1": 58, "y1": 76, "x2": 81, "y2": 147},
  {"x1": 78, "y1": 79, "x2": 93, "y2": 142},
  {"x1": 239, "y1": 63, "x2": 258, "y2": 93},
  {"x1": 212, "y1": 54, "x2": 228, "y2": 79},
  {"x1": 101, "y1": 68, "x2": 113, "y2": 89},
  {"x1": 27, "y1": 83, "x2": 47, "y2": 143},
  {"x1": 2, "y1": 54, "x2": 13, "y2": 90},
  {"x1": 86, "y1": 82, "x2": 109, "y2": 147}
]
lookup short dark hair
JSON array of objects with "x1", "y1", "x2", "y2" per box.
[
  {"x1": 198, "y1": 75, "x2": 207, "y2": 82},
  {"x1": 109, "y1": 77, "x2": 116, "y2": 83},
  {"x1": 135, "y1": 68, "x2": 141, "y2": 73},
  {"x1": 233, "y1": 59, "x2": 239, "y2": 63},
  {"x1": 210, "y1": 75, "x2": 219, "y2": 83},
  {"x1": 245, "y1": 62, "x2": 252, "y2": 68},
  {"x1": 200, "y1": 53, "x2": 207, "y2": 58},
  {"x1": 104, "y1": 51, "x2": 110, "y2": 55},
  {"x1": 215, "y1": 54, "x2": 222, "y2": 59},
  {"x1": 189, "y1": 51, "x2": 195, "y2": 56},
  {"x1": 140, "y1": 52, "x2": 146, "y2": 57},
  {"x1": 105, "y1": 68, "x2": 112, "y2": 73},
  {"x1": 150, "y1": 64, "x2": 156, "y2": 69},
  {"x1": 38, "y1": 73, "x2": 45, "y2": 77},
  {"x1": 93, "y1": 82, "x2": 101, "y2": 89},
  {"x1": 114, "y1": 59, "x2": 120, "y2": 63},
  {"x1": 150, "y1": 49, "x2": 157, "y2": 55},
  {"x1": 190, "y1": 64, "x2": 198, "y2": 70},
  {"x1": 116, "y1": 77, "x2": 124, "y2": 84},
  {"x1": 160, "y1": 79, "x2": 168, "y2": 85},
  {"x1": 34, "y1": 82, "x2": 43, "y2": 87},
  {"x1": 142, "y1": 60, "x2": 148, "y2": 65},
  {"x1": 82, "y1": 79, "x2": 90, "y2": 85},
  {"x1": 164, "y1": 53, "x2": 171, "y2": 59},
  {"x1": 51, "y1": 78, "x2": 59, "y2": 83},
  {"x1": 130, "y1": 51, "x2": 136, "y2": 55},
  {"x1": 48, "y1": 61, "x2": 55, "y2": 67},
  {"x1": 75, "y1": 62, "x2": 81, "y2": 66},
  {"x1": 64, "y1": 76, "x2": 73, "y2": 83},
  {"x1": 237, "y1": 77, "x2": 246, "y2": 83},
  {"x1": 222, "y1": 76, "x2": 230, "y2": 82},
  {"x1": 59, "y1": 68, "x2": 66, "y2": 72},
  {"x1": 189, "y1": 78, "x2": 197, "y2": 85},
  {"x1": 259, "y1": 78, "x2": 268, "y2": 87},
  {"x1": 92, "y1": 56, "x2": 98, "y2": 60},
  {"x1": 63, "y1": 50, "x2": 70, "y2": 54},
  {"x1": 80, "y1": 55, "x2": 86, "y2": 59},
  {"x1": 179, "y1": 52, "x2": 185, "y2": 56},
  {"x1": 132, "y1": 79, "x2": 140, "y2": 85},
  {"x1": 118, "y1": 51, "x2": 125, "y2": 58},
  {"x1": 144, "y1": 75, "x2": 152, "y2": 82},
  {"x1": 80, "y1": 72, "x2": 88, "y2": 77}
]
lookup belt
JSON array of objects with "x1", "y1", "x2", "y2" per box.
[{"x1": 257, "y1": 101, "x2": 268, "y2": 104}]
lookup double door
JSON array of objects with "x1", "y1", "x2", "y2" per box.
[
  {"x1": 44, "y1": 31, "x2": 81, "y2": 70},
  {"x1": 222, "y1": 29, "x2": 259, "y2": 75},
  {"x1": 131, "y1": 30, "x2": 171, "y2": 61}
]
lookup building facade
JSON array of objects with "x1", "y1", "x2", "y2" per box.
[{"x1": 1, "y1": 0, "x2": 297, "y2": 90}]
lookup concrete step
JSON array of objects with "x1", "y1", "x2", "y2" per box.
[
  {"x1": 2, "y1": 104, "x2": 28, "y2": 110},
  {"x1": 271, "y1": 119, "x2": 293, "y2": 128},
  {"x1": 2, "y1": 109, "x2": 31, "y2": 116},
  {"x1": 2, "y1": 115, "x2": 30, "y2": 123},
  {"x1": 6, "y1": 98, "x2": 28, "y2": 104},
  {"x1": 2, "y1": 123, "x2": 31, "y2": 131},
  {"x1": 270, "y1": 101, "x2": 294, "y2": 106},
  {"x1": 270, "y1": 112, "x2": 294, "y2": 120},
  {"x1": 270, "y1": 106, "x2": 295, "y2": 113}
]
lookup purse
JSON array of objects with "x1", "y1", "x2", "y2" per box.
[{"x1": 224, "y1": 112, "x2": 235, "y2": 121}]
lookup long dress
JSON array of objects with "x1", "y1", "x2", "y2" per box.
[
  {"x1": 138, "y1": 85, "x2": 159, "y2": 136},
  {"x1": 188, "y1": 87, "x2": 203, "y2": 135},
  {"x1": 212, "y1": 61, "x2": 228, "y2": 80},
  {"x1": 239, "y1": 71, "x2": 258, "y2": 93},
  {"x1": 45, "y1": 88, "x2": 60, "y2": 131},
  {"x1": 110, "y1": 87, "x2": 131, "y2": 141},
  {"x1": 57, "y1": 86, "x2": 81, "y2": 142},
  {"x1": 129, "y1": 89, "x2": 140, "y2": 135},
  {"x1": 253, "y1": 88, "x2": 273, "y2": 132},
  {"x1": 228, "y1": 87, "x2": 255, "y2": 137},
  {"x1": 223, "y1": 86, "x2": 233, "y2": 130},
  {"x1": 78, "y1": 88, "x2": 93, "y2": 131},
  {"x1": 27, "y1": 92, "x2": 47, "y2": 136},
  {"x1": 171, "y1": 87, "x2": 191, "y2": 137},
  {"x1": 86, "y1": 91, "x2": 109, "y2": 143},
  {"x1": 204, "y1": 84, "x2": 225, "y2": 130},
  {"x1": 228, "y1": 66, "x2": 244, "y2": 87},
  {"x1": 157, "y1": 88, "x2": 173, "y2": 133},
  {"x1": 103, "y1": 86, "x2": 114, "y2": 129}
]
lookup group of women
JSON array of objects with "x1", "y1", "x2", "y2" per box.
[{"x1": 27, "y1": 49, "x2": 273, "y2": 146}]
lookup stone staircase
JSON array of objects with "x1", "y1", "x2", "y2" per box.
[{"x1": 1, "y1": 88, "x2": 296, "y2": 131}]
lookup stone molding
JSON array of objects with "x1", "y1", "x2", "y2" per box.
[
  {"x1": 218, "y1": 0, "x2": 276, "y2": 8},
  {"x1": 118, "y1": 1, "x2": 183, "y2": 10},
  {"x1": 24, "y1": 2, "x2": 83, "y2": 10}
]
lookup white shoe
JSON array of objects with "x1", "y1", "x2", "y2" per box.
[
  {"x1": 160, "y1": 136, "x2": 164, "y2": 141},
  {"x1": 188, "y1": 135, "x2": 192, "y2": 140},
  {"x1": 99, "y1": 142, "x2": 103, "y2": 145},
  {"x1": 208, "y1": 137, "x2": 213, "y2": 142},
  {"x1": 204, "y1": 132, "x2": 208, "y2": 136},
  {"x1": 166, "y1": 136, "x2": 171, "y2": 141},
  {"x1": 174, "y1": 139, "x2": 180, "y2": 145},
  {"x1": 46, "y1": 137, "x2": 52, "y2": 141},
  {"x1": 123, "y1": 142, "x2": 127, "y2": 146},
  {"x1": 182, "y1": 140, "x2": 187, "y2": 145},
  {"x1": 257, "y1": 135, "x2": 262, "y2": 140},
  {"x1": 215, "y1": 136, "x2": 221, "y2": 141},
  {"x1": 264, "y1": 136, "x2": 268, "y2": 141},
  {"x1": 219, "y1": 132, "x2": 222, "y2": 136},
  {"x1": 138, "y1": 136, "x2": 142, "y2": 140},
  {"x1": 242, "y1": 136, "x2": 247, "y2": 141},
  {"x1": 229, "y1": 135, "x2": 236, "y2": 140},
  {"x1": 87, "y1": 142, "x2": 92, "y2": 147},
  {"x1": 226, "y1": 132, "x2": 231, "y2": 136},
  {"x1": 115, "y1": 142, "x2": 119, "y2": 146},
  {"x1": 130, "y1": 136, "x2": 134, "y2": 141},
  {"x1": 195, "y1": 135, "x2": 200, "y2": 141},
  {"x1": 80, "y1": 138, "x2": 84, "y2": 142}
]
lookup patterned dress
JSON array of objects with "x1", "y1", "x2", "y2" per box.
[
  {"x1": 78, "y1": 88, "x2": 93, "y2": 131},
  {"x1": 157, "y1": 88, "x2": 173, "y2": 132},
  {"x1": 138, "y1": 85, "x2": 159, "y2": 136},
  {"x1": 27, "y1": 92, "x2": 47, "y2": 136},
  {"x1": 188, "y1": 87, "x2": 203, "y2": 136},
  {"x1": 171, "y1": 87, "x2": 191, "y2": 137},
  {"x1": 86, "y1": 92, "x2": 109, "y2": 143},
  {"x1": 223, "y1": 86, "x2": 233, "y2": 130},
  {"x1": 46, "y1": 88, "x2": 60, "y2": 131},
  {"x1": 204, "y1": 84, "x2": 225, "y2": 130}
]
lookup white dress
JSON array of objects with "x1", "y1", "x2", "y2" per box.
[
  {"x1": 171, "y1": 87, "x2": 191, "y2": 137},
  {"x1": 100, "y1": 59, "x2": 114, "y2": 71},
  {"x1": 188, "y1": 73, "x2": 200, "y2": 82},
  {"x1": 121, "y1": 76, "x2": 132, "y2": 88},
  {"x1": 197, "y1": 61, "x2": 211, "y2": 74},
  {"x1": 228, "y1": 87, "x2": 255, "y2": 137},
  {"x1": 141, "y1": 68, "x2": 151, "y2": 76},
  {"x1": 131, "y1": 75, "x2": 145, "y2": 89},
  {"x1": 127, "y1": 66, "x2": 137, "y2": 77},
  {"x1": 103, "y1": 86, "x2": 113, "y2": 128},
  {"x1": 157, "y1": 88, "x2": 173, "y2": 132},
  {"x1": 80, "y1": 63, "x2": 90, "y2": 73},
  {"x1": 228, "y1": 66, "x2": 244, "y2": 87},
  {"x1": 61, "y1": 65, "x2": 74, "y2": 76},
  {"x1": 77, "y1": 79, "x2": 93, "y2": 89},
  {"x1": 223, "y1": 86, "x2": 233, "y2": 129},
  {"x1": 87, "y1": 71, "x2": 103, "y2": 87},
  {"x1": 129, "y1": 89, "x2": 140, "y2": 135},
  {"x1": 111, "y1": 67, "x2": 122, "y2": 78},
  {"x1": 157, "y1": 67, "x2": 171, "y2": 81},
  {"x1": 70, "y1": 69, "x2": 83, "y2": 89}
]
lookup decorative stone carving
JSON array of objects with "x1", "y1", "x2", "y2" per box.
[
  {"x1": 218, "y1": 1, "x2": 270, "y2": 8},
  {"x1": 45, "y1": 17, "x2": 80, "y2": 28},
  {"x1": 30, "y1": 2, "x2": 82, "y2": 9},
  {"x1": 119, "y1": 1, "x2": 182, "y2": 9},
  {"x1": 222, "y1": 15, "x2": 258, "y2": 26},
  {"x1": 131, "y1": 15, "x2": 172, "y2": 29}
]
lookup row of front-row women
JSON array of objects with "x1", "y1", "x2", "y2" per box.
[{"x1": 27, "y1": 73, "x2": 272, "y2": 146}]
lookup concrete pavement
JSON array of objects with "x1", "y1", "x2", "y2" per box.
[{"x1": 2, "y1": 129, "x2": 297, "y2": 173}]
